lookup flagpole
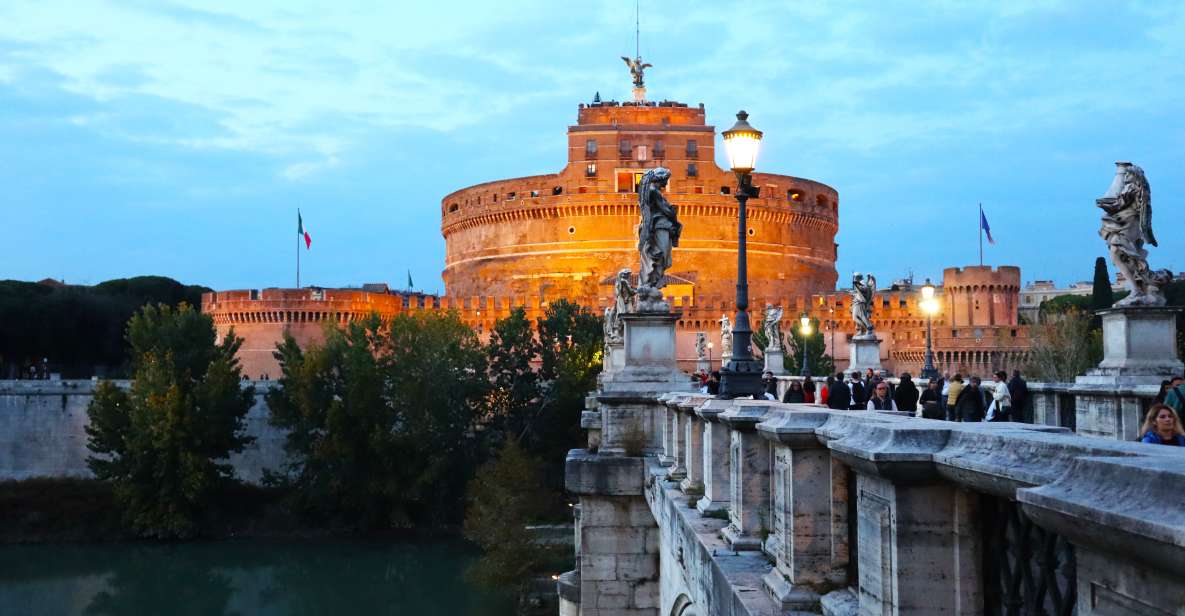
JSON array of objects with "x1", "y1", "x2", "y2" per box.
[
  {"x1": 978, "y1": 203, "x2": 983, "y2": 267},
  {"x1": 296, "y1": 209, "x2": 301, "y2": 288}
]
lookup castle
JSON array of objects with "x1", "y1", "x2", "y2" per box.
[{"x1": 203, "y1": 69, "x2": 1030, "y2": 379}]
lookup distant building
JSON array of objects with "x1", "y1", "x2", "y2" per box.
[{"x1": 1019, "y1": 276, "x2": 1127, "y2": 322}]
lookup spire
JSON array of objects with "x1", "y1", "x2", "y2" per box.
[{"x1": 593, "y1": 91, "x2": 601, "y2": 103}]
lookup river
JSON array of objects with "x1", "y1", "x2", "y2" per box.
[{"x1": 0, "y1": 538, "x2": 515, "y2": 615}]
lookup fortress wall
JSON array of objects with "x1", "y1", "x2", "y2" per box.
[{"x1": 0, "y1": 380, "x2": 287, "y2": 484}]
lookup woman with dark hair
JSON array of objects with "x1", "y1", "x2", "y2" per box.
[
  {"x1": 802, "y1": 378, "x2": 817, "y2": 403},
  {"x1": 1139, "y1": 404, "x2": 1185, "y2": 446},
  {"x1": 893, "y1": 373, "x2": 919, "y2": 412},
  {"x1": 1155, "y1": 380, "x2": 1172, "y2": 404},
  {"x1": 819, "y1": 376, "x2": 833, "y2": 406},
  {"x1": 782, "y1": 380, "x2": 806, "y2": 403}
]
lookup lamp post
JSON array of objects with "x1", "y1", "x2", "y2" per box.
[
  {"x1": 799, "y1": 313, "x2": 812, "y2": 377},
  {"x1": 707, "y1": 342, "x2": 714, "y2": 369},
  {"x1": 718, "y1": 111, "x2": 764, "y2": 398},
  {"x1": 920, "y1": 278, "x2": 939, "y2": 380}
]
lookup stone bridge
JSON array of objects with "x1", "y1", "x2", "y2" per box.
[{"x1": 560, "y1": 394, "x2": 1185, "y2": 615}]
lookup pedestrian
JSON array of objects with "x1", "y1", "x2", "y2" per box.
[
  {"x1": 866, "y1": 381, "x2": 897, "y2": 410},
  {"x1": 954, "y1": 376, "x2": 985, "y2": 422},
  {"x1": 919, "y1": 380, "x2": 943, "y2": 419},
  {"x1": 820, "y1": 376, "x2": 833, "y2": 406},
  {"x1": 1155, "y1": 380, "x2": 1172, "y2": 404},
  {"x1": 783, "y1": 380, "x2": 806, "y2": 403},
  {"x1": 946, "y1": 373, "x2": 965, "y2": 421},
  {"x1": 1008, "y1": 370, "x2": 1029, "y2": 421},
  {"x1": 848, "y1": 371, "x2": 867, "y2": 410},
  {"x1": 802, "y1": 378, "x2": 816, "y2": 404},
  {"x1": 763, "y1": 369, "x2": 782, "y2": 400},
  {"x1": 1164, "y1": 376, "x2": 1185, "y2": 415},
  {"x1": 986, "y1": 371, "x2": 1012, "y2": 422},
  {"x1": 827, "y1": 373, "x2": 851, "y2": 410},
  {"x1": 709, "y1": 371, "x2": 722, "y2": 395},
  {"x1": 1139, "y1": 404, "x2": 1185, "y2": 446},
  {"x1": 893, "y1": 373, "x2": 919, "y2": 412}
]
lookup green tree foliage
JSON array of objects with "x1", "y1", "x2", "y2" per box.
[
  {"x1": 463, "y1": 438, "x2": 558, "y2": 590},
  {"x1": 486, "y1": 308, "x2": 542, "y2": 440},
  {"x1": 85, "y1": 303, "x2": 255, "y2": 538},
  {"x1": 267, "y1": 311, "x2": 489, "y2": 527},
  {"x1": 785, "y1": 317, "x2": 835, "y2": 377},
  {"x1": 1091, "y1": 257, "x2": 1114, "y2": 311},
  {"x1": 531, "y1": 300, "x2": 603, "y2": 474},
  {"x1": 0, "y1": 276, "x2": 209, "y2": 378},
  {"x1": 1039, "y1": 293, "x2": 1092, "y2": 316}
]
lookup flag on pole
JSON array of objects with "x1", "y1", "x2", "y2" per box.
[
  {"x1": 407, "y1": 269, "x2": 414, "y2": 289},
  {"x1": 298, "y1": 211, "x2": 312, "y2": 249},
  {"x1": 979, "y1": 205, "x2": 995, "y2": 245}
]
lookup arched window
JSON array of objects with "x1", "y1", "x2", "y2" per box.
[
  {"x1": 448, "y1": 203, "x2": 459, "y2": 212},
  {"x1": 816, "y1": 194, "x2": 828, "y2": 207},
  {"x1": 788, "y1": 189, "x2": 803, "y2": 202}
]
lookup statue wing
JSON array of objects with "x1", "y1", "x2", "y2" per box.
[
  {"x1": 1141, "y1": 189, "x2": 1158, "y2": 247},
  {"x1": 868, "y1": 275, "x2": 877, "y2": 297},
  {"x1": 621, "y1": 56, "x2": 633, "y2": 67},
  {"x1": 641, "y1": 63, "x2": 652, "y2": 69},
  {"x1": 771, "y1": 306, "x2": 783, "y2": 323}
]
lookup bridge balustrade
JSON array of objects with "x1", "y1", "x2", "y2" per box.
[{"x1": 642, "y1": 393, "x2": 1185, "y2": 615}]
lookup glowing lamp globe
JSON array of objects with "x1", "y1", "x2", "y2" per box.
[{"x1": 722, "y1": 110, "x2": 763, "y2": 174}]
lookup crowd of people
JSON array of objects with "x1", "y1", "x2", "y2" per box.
[{"x1": 692, "y1": 367, "x2": 1185, "y2": 449}]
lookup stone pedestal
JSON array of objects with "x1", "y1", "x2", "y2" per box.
[
  {"x1": 764, "y1": 346, "x2": 787, "y2": 375},
  {"x1": 695, "y1": 358, "x2": 710, "y2": 374},
  {"x1": 1077, "y1": 307, "x2": 1183, "y2": 386},
  {"x1": 605, "y1": 340, "x2": 626, "y2": 374},
  {"x1": 758, "y1": 410, "x2": 848, "y2": 610},
  {"x1": 847, "y1": 336, "x2": 883, "y2": 374},
  {"x1": 719, "y1": 400, "x2": 776, "y2": 551},
  {"x1": 695, "y1": 399, "x2": 734, "y2": 514},
  {"x1": 597, "y1": 312, "x2": 694, "y2": 456}
]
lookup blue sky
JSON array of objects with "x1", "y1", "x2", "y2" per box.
[{"x1": 1, "y1": 1, "x2": 1182, "y2": 294}]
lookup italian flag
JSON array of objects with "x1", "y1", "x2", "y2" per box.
[{"x1": 298, "y1": 211, "x2": 312, "y2": 249}]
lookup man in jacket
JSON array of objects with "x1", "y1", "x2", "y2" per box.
[
  {"x1": 828, "y1": 373, "x2": 851, "y2": 410},
  {"x1": 954, "y1": 376, "x2": 985, "y2": 422},
  {"x1": 1007, "y1": 370, "x2": 1029, "y2": 422},
  {"x1": 1164, "y1": 376, "x2": 1185, "y2": 416},
  {"x1": 848, "y1": 371, "x2": 867, "y2": 410}
]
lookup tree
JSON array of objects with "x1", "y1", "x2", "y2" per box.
[
  {"x1": 532, "y1": 300, "x2": 603, "y2": 479},
  {"x1": 268, "y1": 311, "x2": 489, "y2": 527},
  {"x1": 463, "y1": 438, "x2": 558, "y2": 590},
  {"x1": 785, "y1": 317, "x2": 835, "y2": 377},
  {"x1": 85, "y1": 303, "x2": 254, "y2": 538},
  {"x1": 1091, "y1": 257, "x2": 1114, "y2": 311},
  {"x1": 1025, "y1": 308, "x2": 1101, "y2": 382},
  {"x1": 486, "y1": 308, "x2": 542, "y2": 441}
]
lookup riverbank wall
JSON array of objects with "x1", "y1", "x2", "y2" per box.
[{"x1": 0, "y1": 380, "x2": 287, "y2": 484}]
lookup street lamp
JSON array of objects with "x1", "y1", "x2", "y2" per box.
[
  {"x1": 707, "y1": 342, "x2": 714, "y2": 369},
  {"x1": 718, "y1": 111, "x2": 764, "y2": 398},
  {"x1": 799, "y1": 313, "x2": 812, "y2": 377},
  {"x1": 920, "y1": 278, "x2": 939, "y2": 380}
]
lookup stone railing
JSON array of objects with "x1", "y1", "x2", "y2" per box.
[{"x1": 563, "y1": 394, "x2": 1185, "y2": 615}]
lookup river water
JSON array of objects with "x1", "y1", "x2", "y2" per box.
[{"x1": 0, "y1": 538, "x2": 515, "y2": 615}]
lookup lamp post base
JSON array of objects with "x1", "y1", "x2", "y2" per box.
[{"x1": 719, "y1": 357, "x2": 763, "y2": 399}]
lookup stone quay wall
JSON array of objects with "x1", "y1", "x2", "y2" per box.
[
  {"x1": 562, "y1": 392, "x2": 1185, "y2": 615},
  {"x1": 0, "y1": 380, "x2": 287, "y2": 485}
]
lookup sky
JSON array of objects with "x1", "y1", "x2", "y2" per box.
[{"x1": 1, "y1": 1, "x2": 1183, "y2": 295}]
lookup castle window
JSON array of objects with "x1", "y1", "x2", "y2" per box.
[
  {"x1": 530, "y1": 190, "x2": 539, "y2": 197},
  {"x1": 720, "y1": 186, "x2": 730, "y2": 195},
  {"x1": 568, "y1": 226, "x2": 576, "y2": 235},
  {"x1": 1011, "y1": 329, "x2": 1017, "y2": 337},
  {"x1": 585, "y1": 163, "x2": 597, "y2": 177},
  {"x1": 448, "y1": 203, "x2": 459, "y2": 212},
  {"x1": 686, "y1": 139, "x2": 698, "y2": 158},
  {"x1": 952, "y1": 330, "x2": 959, "y2": 338},
  {"x1": 747, "y1": 228, "x2": 755, "y2": 236},
  {"x1": 552, "y1": 186, "x2": 563, "y2": 195},
  {"x1": 619, "y1": 139, "x2": 631, "y2": 158},
  {"x1": 816, "y1": 194, "x2": 829, "y2": 207},
  {"x1": 654, "y1": 140, "x2": 665, "y2": 158},
  {"x1": 687, "y1": 163, "x2": 698, "y2": 177},
  {"x1": 788, "y1": 190, "x2": 802, "y2": 202},
  {"x1": 507, "y1": 192, "x2": 516, "y2": 200},
  {"x1": 636, "y1": 145, "x2": 648, "y2": 161},
  {"x1": 694, "y1": 186, "x2": 703, "y2": 194},
  {"x1": 585, "y1": 139, "x2": 597, "y2": 157}
]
